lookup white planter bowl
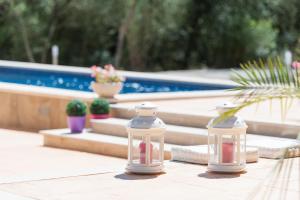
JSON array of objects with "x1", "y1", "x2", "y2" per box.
[{"x1": 91, "y1": 82, "x2": 123, "y2": 98}]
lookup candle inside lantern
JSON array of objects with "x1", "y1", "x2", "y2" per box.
[
  {"x1": 139, "y1": 141, "x2": 153, "y2": 164},
  {"x1": 222, "y1": 142, "x2": 234, "y2": 163}
]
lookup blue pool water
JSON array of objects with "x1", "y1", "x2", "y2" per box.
[{"x1": 0, "y1": 66, "x2": 232, "y2": 94}]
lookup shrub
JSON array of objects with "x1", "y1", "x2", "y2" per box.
[
  {"x1": 66, "y1": 99, "x2": 87, "y2": 116},
  {"x1": 89, "y1": 98, "x2": 110, "y2": 114}
]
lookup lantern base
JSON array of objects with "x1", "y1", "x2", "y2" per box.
[
  {"x1": 208, "y1": 163, "x2": 246, "y2": 173},
  {"x1": 126, "y1": 164, "x2": 164, "y2": 174}
]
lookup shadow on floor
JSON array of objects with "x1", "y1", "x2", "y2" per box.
[
  {"x1": 198, "y1": 171, "x2": 246, "y2": 179},
  {"x1": 114, "y1": 172, "x2": 164, "y2": 180},
  {"x1": 170, "y1": 160, "x2": 206, "y2": 166}
]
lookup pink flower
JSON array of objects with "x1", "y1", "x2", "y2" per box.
[
  {"x1": 91, "y1": 65, "x2": 100, "y2": 78},
  {"x1": 292, "y1": 61, "x2": 300, "y2": 69},
  {"x1": 90, "y1": 63, "x2": 123, "y2": 83},
  {"x1": 104, "y1": 64, "x2": 115, "y2": 71},
  {"x1": 102, "y1": 69, "x2": 108, "y2": 77},
  {"x1": 91, "y1": 65, "x2": 98, "y2": 71}
]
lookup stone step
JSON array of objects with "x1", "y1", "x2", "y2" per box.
[
  {"x1": 90, "y1": 117, "x2": 300, "y2": 155},
  {"x1": 110, "y1": 104, "x2": 300, "y2": 138},
  {"x1": 90, "y1": 118, "x2": 208, "y2": 145},
  {"x1": 41, "y1": 128, "x2": 300, "y2": 162},
  {"x1": 110, "y1": 104, "x2": 207, "y2": 128},
  {"x1": 41, "y1": 129, "x2": 182, "y2": 160}
]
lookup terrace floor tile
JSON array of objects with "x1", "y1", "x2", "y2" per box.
[{"x1": 0, "y1": 128, "x2": 298, "y2": 200}]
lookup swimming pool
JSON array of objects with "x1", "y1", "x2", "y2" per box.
[
  {"x1": 0, "y1": 61, "x2": 238, "y2": 131},
  {"x1": 0, "y1": 66, "x2": 232, "y2": 94}
]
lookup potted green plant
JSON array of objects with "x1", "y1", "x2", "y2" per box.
[
  {"x1": 90, "y1": 64, "x2": 124, "y2": 98},
  {"x1": 66, "y1": 99, "x2": 87, "y2": 133},
  {"x1": 90, "y1": 98, "x2": 110, "y2": 119}
]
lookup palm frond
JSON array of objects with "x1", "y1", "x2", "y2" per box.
[{"x1": 221, "y1": 57, "x2": 300, "y2": 120}]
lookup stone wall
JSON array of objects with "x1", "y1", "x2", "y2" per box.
[{"x1": 0, "y1": 91, "x2": 91, "y2": 132}]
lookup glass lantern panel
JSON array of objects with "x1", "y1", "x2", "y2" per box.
[
  {"x1": 208, "y1": 133, "x2": 219, "y2": 164},
  {"x1": 131, "y1": 134, "x2": 143, "y2": 165},
  {"x1": 235, "y1": 133, "x2": 246, "y2": 165},
  {"x1": 222, "y1": 134, "x2": 235, "y2": 164},
  {"x1": 130, "y1": 134, "x2": 162, "y2": 166},
  {"x1": 150, "y1": 135, "x2": 163, "y2": 165},
  {"x1": 209, "y1": 131, "x2": 246, "y2": 165}
]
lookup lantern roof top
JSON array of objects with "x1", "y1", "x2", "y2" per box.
[
  {"x1": 128, "y1": 117, "x2": 165, "y2": 129},
  {"x1": 135, "y1": 102, "x2": 157, "y2": 110},
  {"x1": 127, "y1": 102, "x2": 165, "y2": 130},
  {"x1": 208, "y1": 102, "x2": 247, "y2": 129},
  {"x1": 216, "y1": 101, "x2": 236, "y2": 110},
  {"x1": 207, "y1": 116, "x2": 247, "y2": 129}
]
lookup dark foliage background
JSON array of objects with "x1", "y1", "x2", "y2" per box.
[{"x1": 0, "y1": 0, "x2": 300, "y2": 71}]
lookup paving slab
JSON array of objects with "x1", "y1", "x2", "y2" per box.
[
  {"x1": 0, "y1": 129, "x2": 124, "y2": 184},
  {"x1": 0, "y1": 159, "x2": 299, "y2": 200},
  {"x1": 0, "y1": 128, "x2": 299, "y2": 200},
  {"x1": 0, "y1": 191, "x2": 35, "y2": 200}
]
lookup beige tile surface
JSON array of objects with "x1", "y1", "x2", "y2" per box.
[
  {"x1": 0, "y1": 129, "x2": 124, "y2": 184},
  {"x1": 0, "y1": 129, "x2": 298, "y2": 200},
  {"x1": 0, "y1": 191, "x2": 34, "y2": 200}
]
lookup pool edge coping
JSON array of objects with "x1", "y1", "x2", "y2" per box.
[{"x1": 0, "y1": 82, "x2": 237, "y2": 103}]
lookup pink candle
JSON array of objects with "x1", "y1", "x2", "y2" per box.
[
  {"x1": 222, "y1": 142, "x2": 234, "y2": 163},
  {"x1": 139, "y1": 142, "x2": 153, "y2": 164}
]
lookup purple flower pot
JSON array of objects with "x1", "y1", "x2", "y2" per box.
[
  {"x1": 90, "y1": 114, "x2": 110, "y2": 119},
  {"x1": 67, "y1": 116, "x2": 86, "y2": 133}
]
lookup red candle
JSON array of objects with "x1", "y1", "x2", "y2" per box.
[
  {"x1": 222, "y1": 142, "x2": 234, "y2": 163},
  {"x1": 139, "y1": 142, "x2": 153, "y2": 164}
]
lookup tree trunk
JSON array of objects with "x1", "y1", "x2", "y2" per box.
[
  {"x1": 10, "y1": 0, "x2": 35, "y2": 62},
  {"x1": 41, "y1": 0, "x2": 72, "y2": 63},
  {"x1": 115, "y1": 0, "x2": 137, "y2": 66}
]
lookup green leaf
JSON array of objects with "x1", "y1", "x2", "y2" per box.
[{"x1": 223, "y1": 57, "x2": 300, "y2": 121}]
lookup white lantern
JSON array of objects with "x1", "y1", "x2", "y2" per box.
[
  {"x1": 207, "y1": 102, "x2": 247, "y2": 173},
  {"x1": 126, "y1": 102, "x2": 166, "y2": 174}
]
